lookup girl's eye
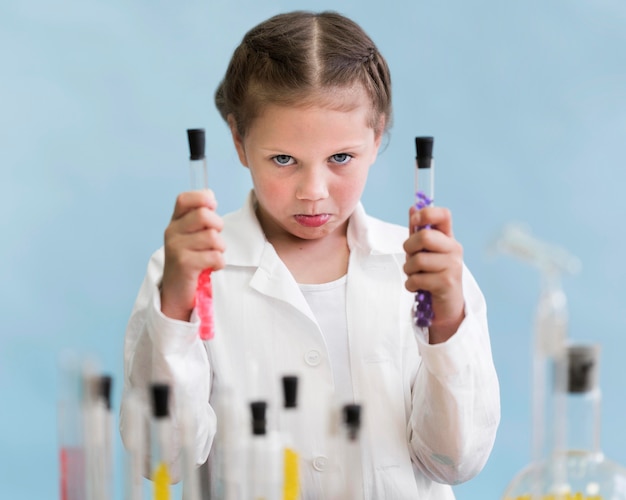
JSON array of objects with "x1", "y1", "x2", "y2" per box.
[
  {"x1": 330, "y1": 153, "x2": 352, "y2": 165},
  {"x1": 272, "y1": 154, "x2": 295, "y2": 166}
]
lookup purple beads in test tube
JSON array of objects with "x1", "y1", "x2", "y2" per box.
[{"x1": 413, "y1": 137, "x2": 435, "y2": 328}]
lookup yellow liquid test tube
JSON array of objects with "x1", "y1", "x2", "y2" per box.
[
  {"x1": 153, "y1": 462, "x2": 171, "y2": 500},
  {"x1": 151, "y1": 384, "x2": 172, "y2": 500},
  {"x1": 283, "y1": 447, "x2": 299, "y2": 500},
  {"x1": 281, "y1": 376, "x2": 300, "y2": 500}
]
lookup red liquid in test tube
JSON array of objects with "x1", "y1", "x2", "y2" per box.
[{"x1": 187, "y1": 128, "x2": 214, "y2": 340}]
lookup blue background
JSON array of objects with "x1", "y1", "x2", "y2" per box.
[{"x1": 2, "y1": 0, "x2": 625, "y2": 498}]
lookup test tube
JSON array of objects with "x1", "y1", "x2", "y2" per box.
[
  {"x1": 281, "y1": 376, "x2": 300, "y2": 500},
  {"x1": 123, "y1": 389, "x2": 146, "y2": 500},
  {"x1": 210, "y1": 385, "x2": 249, "y2": 500},
  {"x1": 341, "y1": 403, "x2": 364, "y2": 500},
  {"x1": 58, "y1": 353, "x2": 86, "y2": 500},
  {"x1": 413, "y1": 136, "x2": 435, "y2": 328},
  {"x1": 98, "y1": 375, "x2": 114, "y2": 500},
  {"x1": 248, "y1": 401, "x2": 282, "y2": 500},
  {"x1": 151, "y1": 383, "x2": 172, "y2": 500},
  {"x1": 180, "y1": 398, "x2": 201, "y2": 500},
  {"x1": 83, "y1": 372, "x2": 113, "y2": 500},
  {"x1": 187, "y1": 128, "x2": 215, "y2": 340}
]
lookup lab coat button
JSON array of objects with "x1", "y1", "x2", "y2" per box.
[
  {"x1": 312, "y1": 455, "x2": 328, "y2": 472},
  {"x1": 304, "y1": 350, "x2": 321, "y2": 366}
]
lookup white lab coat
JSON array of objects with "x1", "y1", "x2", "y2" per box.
[{"x1": 120, "y1": 192, "x2": 500, "y2": 499}]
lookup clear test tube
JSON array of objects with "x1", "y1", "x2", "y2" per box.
[
  {"x1": 210, "y1": 385, "x2": 249, "y2": 500},
  {"x1": 247, "y1": 401, "x2": 282, "y2": 500},
  {"x1": 281, "y1": 376, "x2": 300, "y2": 500},
  {"x1": 58, "y1": 352, "x2": 86, "y2": 500},
  {"x1": 179, "y1": 397, "x2": 201, "y2": 500},
  {"x1": 413, "y1": 136, "x2": 435, "y2": 328},
  {"x1": 341, "y1": 404, "x2": 364, "y2": 500},
  {"x1": 151, "y1": 383, "x2": 172, "y2": 500},
  {"x1": 98, "y1": 375, "x2": 114, "y2": 500},
  {"x1": 187, "y1": 127, "x2": 215, "y2": 341},
  {"x1": 83, "y1": 371, "x2": 113, "y2": 500},
  {"x1": 123, "y1": 389, "x2": 146, "y2": 500}
]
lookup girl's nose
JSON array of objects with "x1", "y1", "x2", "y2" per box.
[{"x1": 296, "y1": 165, "x2": 329, "y2": 201}]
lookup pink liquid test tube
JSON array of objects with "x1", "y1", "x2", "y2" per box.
[{"x1": 187, "y1": 128, "x2": 214, "y2": 340}]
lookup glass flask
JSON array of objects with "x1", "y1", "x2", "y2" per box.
[{"x1": 502, "y1": 343, "x2": 626, "y2": 500}]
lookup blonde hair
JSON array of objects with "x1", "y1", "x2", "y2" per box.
[{"x1": 215, "y1": 11, "x2": 392, "y2": 137}]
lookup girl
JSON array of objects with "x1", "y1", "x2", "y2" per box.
[{"x1": 121, "y1": 10, "x2": 500, "y2": 499}]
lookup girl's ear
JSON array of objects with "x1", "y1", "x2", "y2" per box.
[{"x1": 227, "y1": 115, "x2": 248, "y2": 167}]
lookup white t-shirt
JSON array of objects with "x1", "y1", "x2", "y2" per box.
[{"x1": 299, "y1": 275, "x2": 353, "y2": 404}]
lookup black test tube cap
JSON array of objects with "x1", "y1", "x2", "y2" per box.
[
  {"x1": 250, "y1": 401, "x2": 267, "y2": 436},
  {"x1": 187, "y1": 128, "x2": 206, "y2": 160},
  {"x1": 282, "y1": 376, "x2": 298, "y2": 409},
  {"x1": 415, "y1": 136, "x2": 434, "y2": 169},
  {"x1": 567, "y1": 344, "x2": 600, "y2": 394},
  {"x1": 343, "y1": 403, "x2": 362, "y2": 440},
  {"x1": 151, "y1": 383, "x2": 170, "y2": 419},
  {"x1": 98, "y1": 375, "x2": 113, "y2": 410},
  {"x1": 415, "y1": 136, "x2": 434, "y2": 159}
]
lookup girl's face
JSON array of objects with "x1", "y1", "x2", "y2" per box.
[{"x1": 230, "y1": 89, "x2": 383, "y2": 245}]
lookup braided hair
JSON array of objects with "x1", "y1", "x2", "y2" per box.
[{"x1": 215, "y1": 11, "x2": 392, "y2": 137}]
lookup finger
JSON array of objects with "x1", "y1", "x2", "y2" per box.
[
  {"x1": 403, "y1": 248, "x2": 463, "y2": 279},
  {"x1": 193, "y1": 249, "x2": 226, "y2": 272},
  {"x1": 409, "y1": 206, "x2": 454, "y2": 237},
  {"x1": 403, "y1": 251, "x2": 457, "y2": 276},
  {"x1": 404, "y1": 268, "x2": 461, "y2": 295},
  {"x1": 170, "y1": 228, "x2": 226, "y2": 253},
  {"x1": 168, "y1": 206, "x2": 224, "y2": 237},
  {"x1": 171, "y1": 190, "x2": 218, "y2": 220},
  {"x1": 165, "y1": 246, "x2": 226, "y2": 275},
  {"x1": 184, "y1": 207, "x2": 224, "y2": 234},
  {"x1": 164, "y1": 228, "x2": 226, "y2": 275},
  {"x1": 403, "y1": 227, "x2": 461, "y2": 255}
]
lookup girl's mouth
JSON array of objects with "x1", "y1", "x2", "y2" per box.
[{"x1": 294, "y1": 214, "x2": 331, "y2": 228}]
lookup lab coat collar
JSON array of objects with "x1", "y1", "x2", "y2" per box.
[
  {"x1": 222, "y1": 191, "x2": 313, "y2": 321},
  {"x1": 347, "y1": 200, "x2": 406, "y2": 257}
]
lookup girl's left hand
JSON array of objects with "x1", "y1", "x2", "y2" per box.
[{"x1": 403, "y1": 205, "x2": 465, "y2": 343}]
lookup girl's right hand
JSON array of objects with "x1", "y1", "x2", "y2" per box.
[{"x1": 160, "y1": 190, "x2": 226, "y2": 322}]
